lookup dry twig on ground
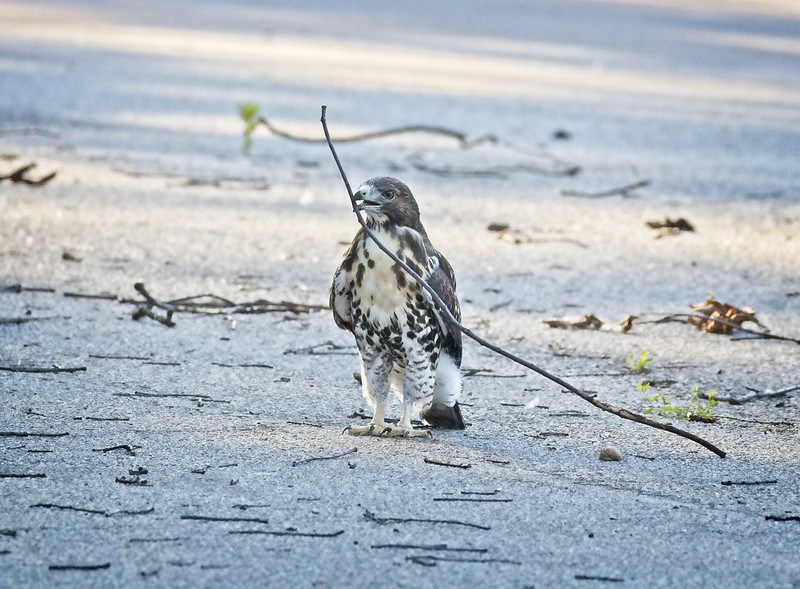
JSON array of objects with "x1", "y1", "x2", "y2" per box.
[
  {"x1": 561, "y1": 179, "x2": 649, "y2": 198},
  {"x1": 128, "y1": 282, "x2": 327, "y2": 327},
  {"x1": 709, "y1": 384, "x2": 800, "y2": 405},
  {"x1": 0, "y1": 162, "x2": 57, "y2": 186},
  {"x1": 257, "y1": 115, "x2": 497, "y2": 148},
  {"x1": 244, "y1": 104, "x2": 580, "y2": 177}
]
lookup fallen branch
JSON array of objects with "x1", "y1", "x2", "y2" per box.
[
  {"x1": 363, "y1": 509, "x2": 490, "y2": 531},
  {"x1": 642, "y1": 311, "x2": 800, "y2": 344},
  {"x1": 423, "y1": 457, "x2": 471, "y2": 469},
  {"x1": 89, "y1": 354, "x2": 151, "y2": 361},
  {"x1": 284, "y1": 340, "x2": 355, "y2": 356},
  {"x1": 372, "y1": 544, "x2": 488, "y2": 553},
  {"x1": 0, "y1": 431, "x2": 69, "y2": 438},
  {"x1": 243, "y1": 104, "x2": 579, "y2": 176},
  {"x1": 107, "y1": 507, "x2": 154, "y2": 517},
  {"x1": 765, "y1": 514, "x2": 800, "y2": 522},
  {"x1": 257, "y1": 115, "x2": 496, "y2": 148},
  {"x1": 561, "y1": 179, "x2": 649, "y2": 198},
  {"x1": 229, "y1": 529, "x2": 344, "y2": 538},
  {"x1": 92, "y1": 444, "x2": 139, "y2": 455},
  {"x1": 1, "y1": 284, "x2": 56, "y2": 293},
  {"x1": 321, "y1": 106, "x2": 726, "y2": 459},
  {"x1": 407, "y1": 555, "x2": 520, "y2": 566},
  {"x1": 129, "y1": 282, "x2": 326, "y2": 327},
  {"x1": 30, "y1": 503, "x2": 107, "y2": 515},
  {"x1": 433, "y1": 497, "x2": 512, "y2": 503},
  {"x1": 717, "y1": 415, "x2": 794, "y2": 427},
  {"x1": 181, "y1": 514, "x2": 270, "y2": 525},
  {"x1": 49, "y1": 563, "x2": 110, "y2": 571},
  {"x1": 64, "y1": 291, "x2": 118, "y2": 301},
  {"x1": 292, "y1": 447, "x2": 357, "y2": 466},
  {"x1": 129, "y1": 537, "x2": 183, "y2": 544},
  {"x1": 575, "y1": 574, "x2": 625, "y2": 583},
  {"x1": 287, "y1": 421, "x2": 323, "y2": 428},
  {"x1": 0, "y1": 162, "x2": 57, "y2": 186},
  {"x1": 0, "y1": 316, "x2": 62, "y2": 325},
  {"x1": 409, "y1": 151, "x2": 579, "y2": 178},
  {"x1": 115, "y1": 476, "x2": 149, "y2": 486},
  {"x1": 462, "y1": 368, "x2": 525, "y2": 379},
  {"x1": 113, "y1": 391, "x2": 229, "y2": 404},
  {"x1": 708, "y1": 384, "x2": 800, "y2": 405},
  {"x1": 0, "y1": 365, "x2": 86, "y2": 373},
  {"x1": 486, "y1": 224, "x2": 589, "y2": 248},
  {"x1": 211, "y1": 362, "x2": 274, "y2": 369}
]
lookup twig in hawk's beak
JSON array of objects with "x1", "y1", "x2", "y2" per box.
[{"x1": 320, "y1": 105, "x2": 726, "y2": 459}]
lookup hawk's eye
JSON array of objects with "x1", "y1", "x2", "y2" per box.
[{"x1": 383, "y1": 189, "x2": 396, "y2": 201}]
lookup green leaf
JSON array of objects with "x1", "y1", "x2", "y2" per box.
[
  {"x1": 239, "y1": 102, "x2": 260, "y2": 124},
  {"x1": 627, "y1": 351, "x2": 653, "y2": 373},
  {"x1": 239, "y1": 102, "x2": 261, "y2": 154}
]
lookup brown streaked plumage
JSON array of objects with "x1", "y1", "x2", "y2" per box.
[{"x1": 331, "y1": 177, "x2": 464, "y2": 436}]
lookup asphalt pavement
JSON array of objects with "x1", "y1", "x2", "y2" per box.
[{"x1": 1, "y1": 1, "x2": 799, "y2": 587}]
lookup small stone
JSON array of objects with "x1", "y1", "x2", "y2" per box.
[{"x1": 599, "y1": 447, "x2": 622, "y2": 462}]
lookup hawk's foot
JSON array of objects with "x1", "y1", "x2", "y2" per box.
[
  {"x1": 379, "y1": 425, "x2": 432, "y2": 439},
  {"x1": 343, "y1": 423, "x2": 431, "y2": 438},
  {"x1": 343, "y1": 422, "x2": 391, "y2": 436}
]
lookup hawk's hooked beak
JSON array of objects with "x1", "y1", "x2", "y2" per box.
[{"x1": 354, "y1": 188, "x2": 380, "y2": 210}]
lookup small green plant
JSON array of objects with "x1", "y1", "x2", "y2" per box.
[
  {"x1": 638, "y1": 383, "x2": 718, "y2": 420},
  {"x1": 627, "y1": 351, "x2": 653, "y2": 373},
  {"x1": 239, "y1": 102, "x2": 261, "y2": 154}
]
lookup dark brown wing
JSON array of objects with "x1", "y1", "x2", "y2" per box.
[
  {"x1": 330, "y1": 232, "x2": 361, "y2": 332},
  {"x1": 425, "y1": 243, "x2": 462, "y2": 366}
]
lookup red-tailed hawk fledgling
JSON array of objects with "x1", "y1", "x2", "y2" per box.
[{"x1": 331, "y1": 177, "x2": 465, "y2": 437}]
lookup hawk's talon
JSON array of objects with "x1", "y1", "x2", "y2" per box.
[
  {"x1": 344, "y1": 421, "x2": 431, "y2": 439},
  {"x1": 344, "y1": 421, "x2": 391, "y2": 436}
]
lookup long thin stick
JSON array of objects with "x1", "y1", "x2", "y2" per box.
[
  {"x1": 320, "y1": 105, "x2": 726, "y2": 459},
  {"x1": 259, "y1": 116, "x2": 495, "y2": 148}
]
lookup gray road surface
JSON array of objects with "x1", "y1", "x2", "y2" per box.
[{"x1": 1, "y1": 1, "x2": 799, "y2": 587}]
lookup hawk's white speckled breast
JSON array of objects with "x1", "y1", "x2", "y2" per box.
[{"x1": 349, "y1": 228, "x2": 428, "y2": 330}]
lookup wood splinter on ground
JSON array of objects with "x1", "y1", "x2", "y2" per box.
[{"x1": 423, "y1": 457, "x2": 472, "y2": 469}]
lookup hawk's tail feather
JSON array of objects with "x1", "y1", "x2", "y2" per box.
[{"x1": 421, "y1": 401, "x2": 466, "y2": 430}]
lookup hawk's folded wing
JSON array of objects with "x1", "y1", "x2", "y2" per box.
[
  {"x1": 330, "y1": 234, "x2": 359, "y2": 332},
  {"x1": 425, "y1": 244, "x2": 462, "y2": 367}
]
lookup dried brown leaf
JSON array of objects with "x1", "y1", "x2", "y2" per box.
[
  {"x1": 619, "y1": 315, "x2": 637, "y2": 333},
  {"x1": 542, "y1": 314, "x2": 603, "y2": 330},
  {"x1": 688, "y1": 298, "x2": 762, "y2": 334},
  {"x1": 646, "y1": 217, "x2": 695, "y2": 238}
]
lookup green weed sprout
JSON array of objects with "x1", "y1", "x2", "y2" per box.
[
  {"x1": 638, "y1": 383, "x2": 718, "y2": 420},
  {"x1": 627, "y1": 351, "x2": 653, "y2": 373},
  {"x1": 239, "y1": 102, "x2": 261, "y2": 154}
]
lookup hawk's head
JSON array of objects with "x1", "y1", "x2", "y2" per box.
[{"x1": 354, "y1": 177, "x2": 422, "y2": 230}]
